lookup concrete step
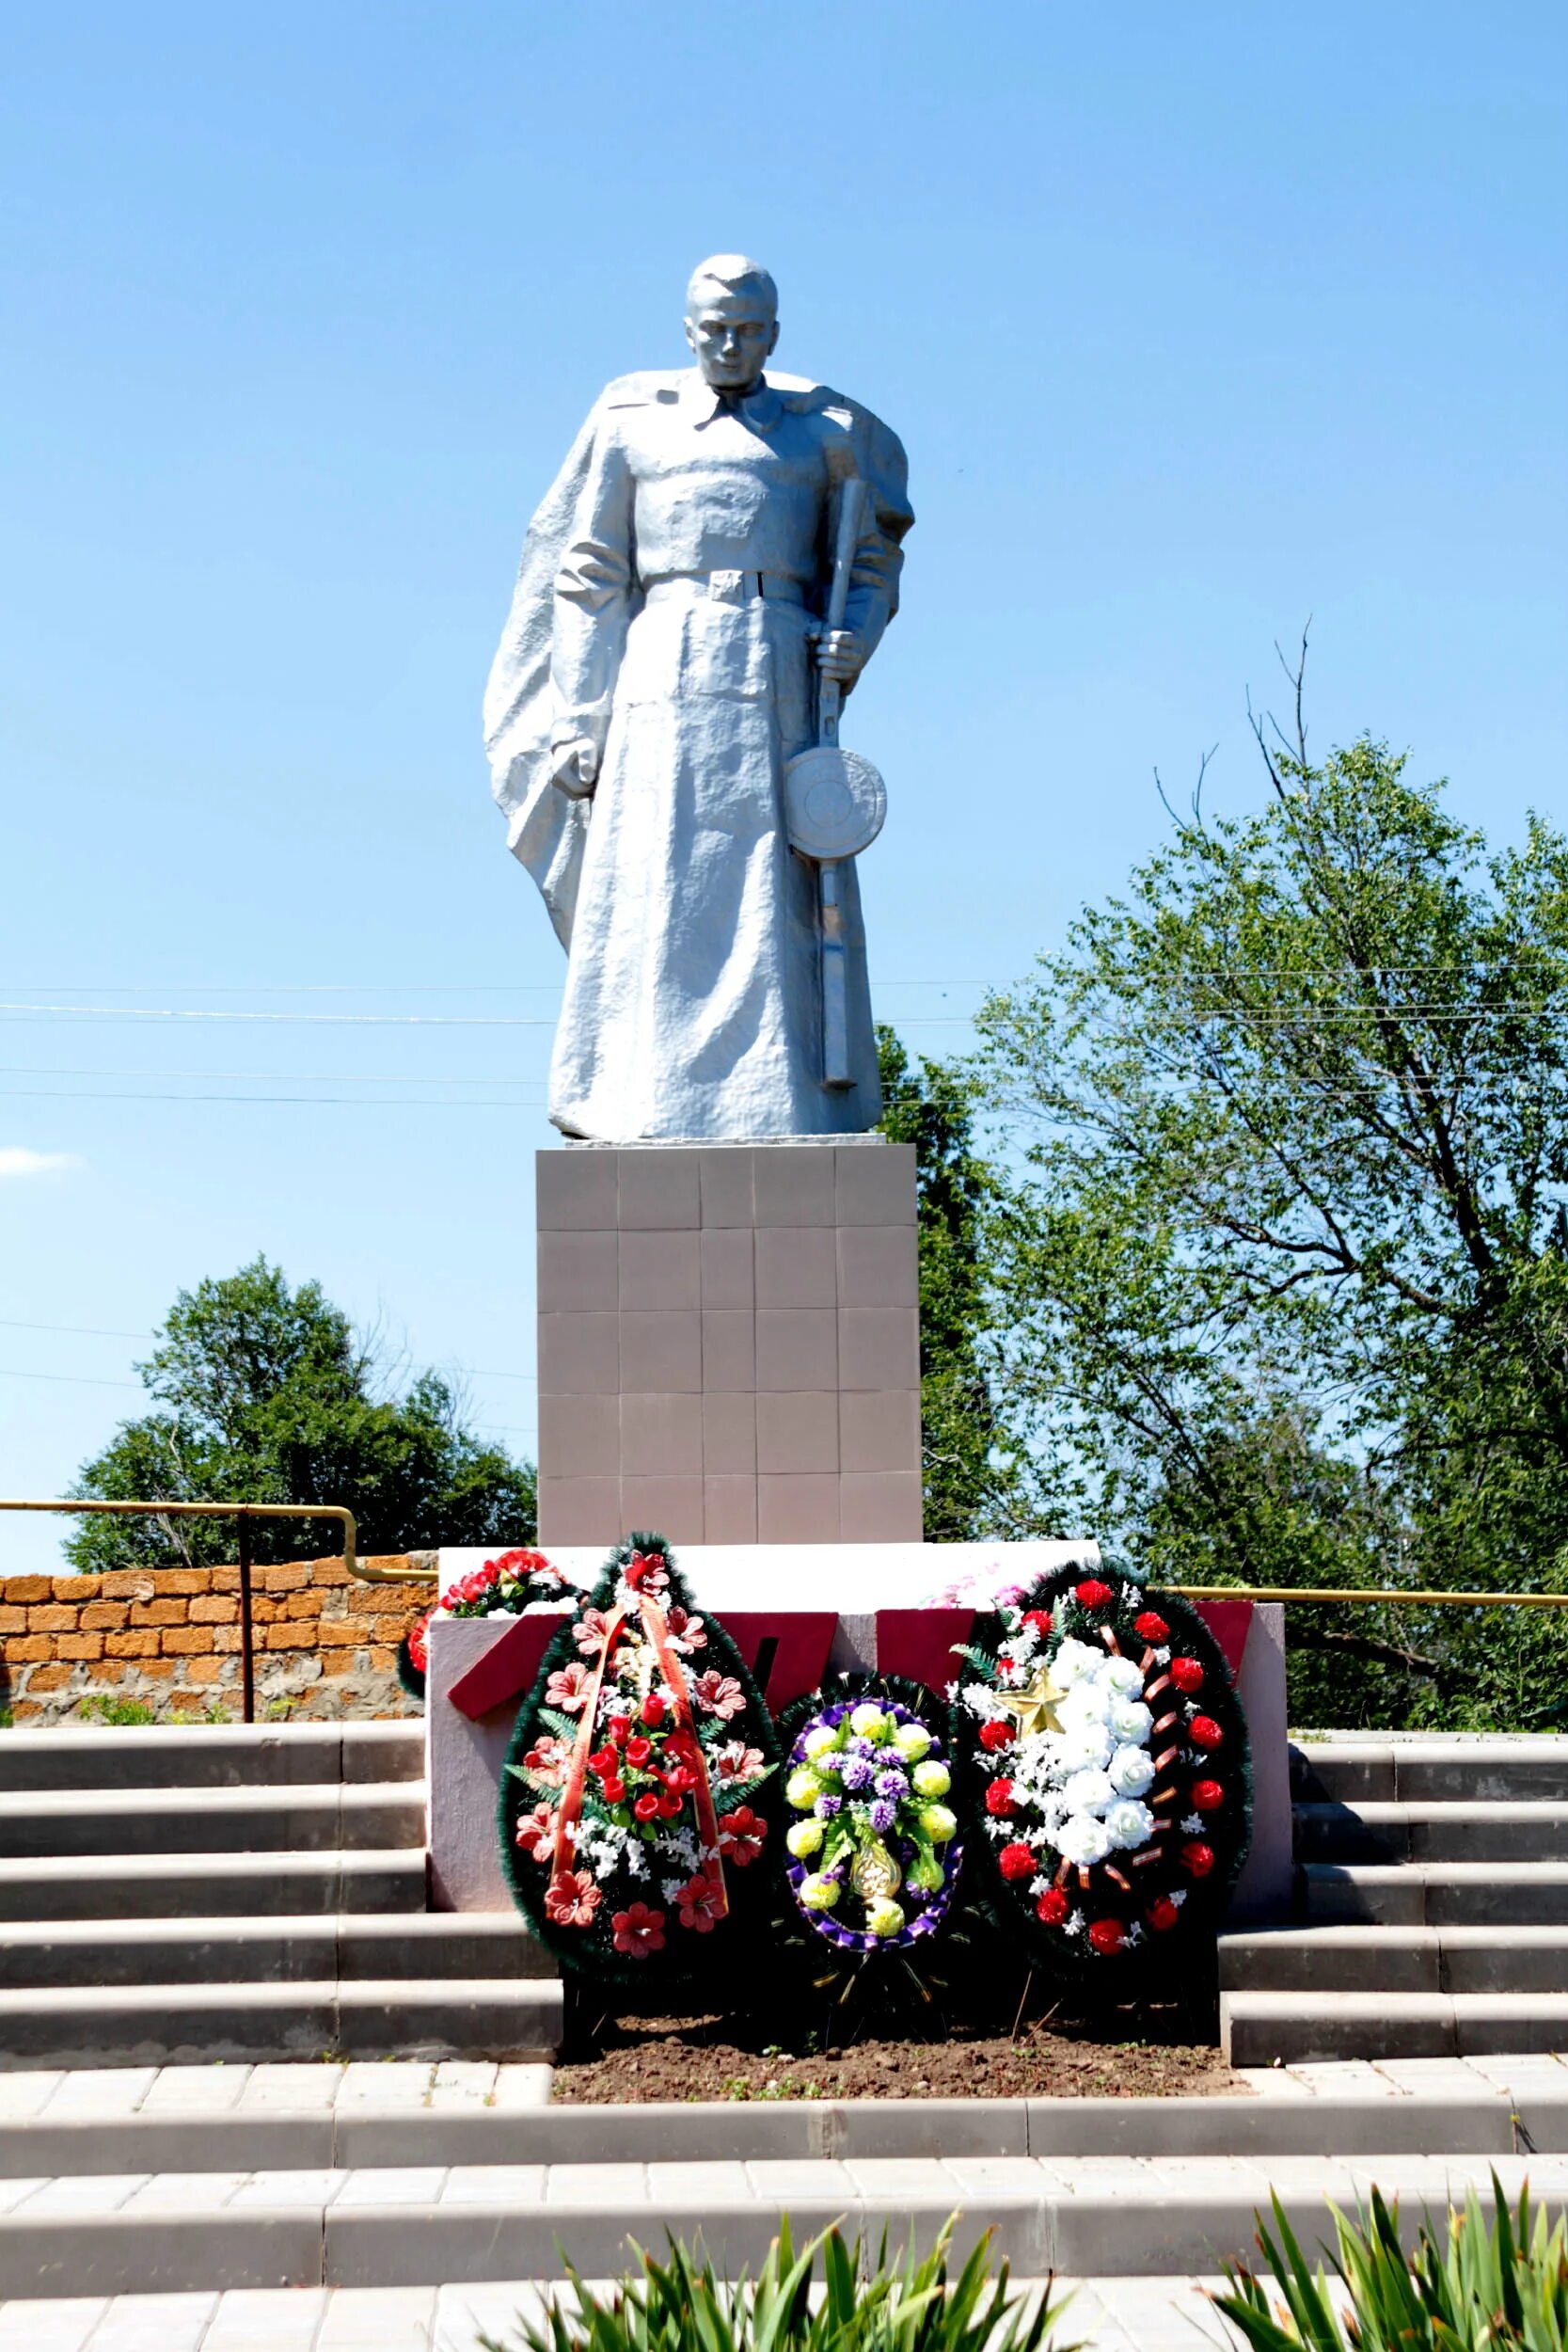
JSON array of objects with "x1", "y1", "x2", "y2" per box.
[
  {"x1": 1302, "y1": 1859, "x2": 1568, "y2": 1926},
  {"x1": 0, "y1": 1723, "x2": 422, "y2": 1794},
  {"x1": 0, "y1": 1849, "x2": 427, "y2": 1921},
  {"x1": 1222, "y1": 1988, "x2": 1568, "y2": 2066},
  {"x1": 0, "y1": 1914, "x2": 550, "y2": 1992},
  {"x1": 5, "y1": 2074, "x2": 1568, "y2": 2183},
  {"x1": 0, "y1": 1782, "x2": 425, "y2": 1861},
  {"x1": 1221, "y1": 1922, "x2": 1568, "y2": 1994},
  {"x1": 1292, "y1": 1738, "x2": 1568, "y2": 1806},
  {"x1": 0, "y1": 2278, "x2": 1252, "y2": 2352},
  {"x1": 0, "y1": 1979, "x2": 562, "y2": 2072},
  {"x1": 0, "y1": 2151, "x2": 1560, "y2": 2298},
  {"x1": 1294, "y1": 1800, "x2": 1568, "y2": 1865}
]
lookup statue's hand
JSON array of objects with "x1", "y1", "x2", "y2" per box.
[
  {"x1": 550, "y1": 737, "x2": 600, "y2": 800},
  {"x1": 814, "y1": 628, "x2": 866, "y2": 688}
]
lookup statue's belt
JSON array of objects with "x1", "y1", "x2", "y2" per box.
[{"x1": 641, "y1": 570, "x2": 808, "y2": 608}]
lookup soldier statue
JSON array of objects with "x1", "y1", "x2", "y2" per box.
[{"x1": 483, "y1": 255, "x2": 912, "y2": 1142}]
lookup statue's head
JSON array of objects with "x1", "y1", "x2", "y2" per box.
[{"x1": 684, "y1": 254, "x2": 779, "y2": 393}]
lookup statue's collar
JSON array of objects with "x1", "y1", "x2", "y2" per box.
[{"x1": 679, "y1": 370, "x2": 782, "y2": 434}]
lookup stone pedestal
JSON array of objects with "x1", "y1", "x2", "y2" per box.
[{"x1": 535, "y1": 1140, "x2": 923, "y2": 1547}]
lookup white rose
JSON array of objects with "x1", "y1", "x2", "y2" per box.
[
  {"x1": 1102, "y1": 1656, "x2": 1146, "y2": 1696},
  {"x1": 1108, "y1": 1698, "x2": 1152, "y2": 1745},
  {"x1": 1105, "y1": 1798, "x2": 1155, "y2": 1851},
  {"x1": 1051, "y1": 1639, "x2": 1102, "y2": 1688},
  {"x1": 1108, "y1": 1744, "x2": 1155, "y2": 1797},
  {"x1": 1057, "y1": 1726, "x2": 1112, "y2": 1774},
  {"x1": 1055, "y1": 1811, "x2": 1112, "y2": 1867},
  {"x1": 1061, "y1": 1767, "x2": 1114, "y2": 1815}
]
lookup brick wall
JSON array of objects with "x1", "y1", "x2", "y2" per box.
[{"x1": 0, "y1": 1555, "x2": 433, "y2": 1724}]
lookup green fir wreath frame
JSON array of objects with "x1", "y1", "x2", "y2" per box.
[
  {"x1": 949, "y1": 1562, "x2": 1251, "y2": 1981},
  {"x1": 498, "y1": 1533, "x2": 784, "y2": 1988}
]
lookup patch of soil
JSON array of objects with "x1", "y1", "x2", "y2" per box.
[{"x1": 554, "y1": 1996, "x2": 1238, "y2": 2104}]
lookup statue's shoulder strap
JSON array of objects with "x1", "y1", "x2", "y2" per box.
[{"x1": 599, "y1": 369, "x2": 687, "y2": 411}]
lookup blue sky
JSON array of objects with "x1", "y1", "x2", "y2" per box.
[{"x1": 3, "y1": 3, "x2": 1564, "y2": 1569}]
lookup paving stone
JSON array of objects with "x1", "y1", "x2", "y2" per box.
[
  {"x1": 0, "y1": 2073, "x2": 66, "y2": 2121},
  {"x1": 490, "y1": 2065, "x2": 553, "y2": 2109},
  {"x1": 12, "y1": 2176, "x2": 150, "y2": 2217},
  {"x1": 0, "y1": 2295, "x2": 107, "y2": 2349},
  {"x1": 224, "y1": 2170, "x2": 338, "y2": 2210},
  {"x1": 119, "y1": 2173, "x2": 250, "y2": 2214},
  {"x1": 81, "y1": 2290, "x2": 217, "y2": 2350},
  {"x1": 633, "y1": 2161, "x2": 758, "y2": 2211},
  {"x1": 138, "y1": 2071, "x2": 254, "y2": 2115},
  {"x1": 330, "y1": 2169, "x2": 449, "y2": 2208},
  {"x1": 40, "y1": 2073, "x2": 159, "y2": 2117},
  {"x1": 438, "y1": 2167, "x2": 546, "y2": 2205},
  {"x1": 235, "y1": 2064, "x2": 342, "y2": 2111},
  {"x1": 429, "y1": 2063, "x2": 498, "y2": 2108},
  {"x1": 740, "y1": 2159, "x2": 852, "y2": 2201},
  {"x1": 543, "y1": 2162, "x2": 650, "y2": 2206},
  {"x1": 334, "y1": 2066, "x2": 435, "y2": 2108},
  {"x1": 198, "y1": 2284, "x2": 329, "y2": 2348},
  {"x1": 315, "y1": 2283, "x2": 438, "y2": 2347}
]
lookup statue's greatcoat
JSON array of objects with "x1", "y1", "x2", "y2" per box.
[{"x1": 484, "y1": 368, "x2": 912, "y2": 1141}]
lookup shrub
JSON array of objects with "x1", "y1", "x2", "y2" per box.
[
  {"x1": 1213, "y1": 2177, "x2": 1568, "y2": 2349},
  {"x1": 479, "y1": 2217, "x2": 1077, "y2": 2352}
]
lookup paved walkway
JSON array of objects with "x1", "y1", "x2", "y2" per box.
[
  {"x1": 0, "y1": 2062, "x2": 554, "y2": 2121},
  {"x1": 0, "y1": 2273, "x2": 1276, "y2": 2349},
  {"x1": 0, "y1": 2049, "x2": 1563, "y2": 2121}
]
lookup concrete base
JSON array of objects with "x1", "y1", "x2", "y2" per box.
[
  {"x1": 535, "y1": 1140, "x2": 926, "y2": 1547},
  {"x1": 425, "y1": 1557, "x2": 1291, "y2": 1924}
]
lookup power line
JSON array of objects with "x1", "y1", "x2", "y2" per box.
[
  {"x1": 0, "y1": 1317, "x2": 150, "y2": 1342},
  {"x1": 0, "y1": 1365, "x2": 140, "y2": 1391}
]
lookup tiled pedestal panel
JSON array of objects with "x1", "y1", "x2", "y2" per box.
[{"x1": 535, "y1": 1141, "x2": 923, "y2": 1547}]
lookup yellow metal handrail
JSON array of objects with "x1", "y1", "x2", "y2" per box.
[
  {"x1": 1165, "y1": 1584, "x2": 1568, "y2": 1608},
  {"x1": 0, "y1": 1499, "x2": 359, "y2": 1722}
]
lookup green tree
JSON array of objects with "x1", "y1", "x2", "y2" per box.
[
  {"x1": 970, "y1": 671, "x2": 1568, "y2": 1727},
  {"x1": 68, "y1": 1257, "x2": 536, "y2": 1571},
  {"x1": 877, "y1": 1025, "x2": 1018, "y2": 1539}
]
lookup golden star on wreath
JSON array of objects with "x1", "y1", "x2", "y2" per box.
[{"x1": 995, "y1": 1663, "x2": 1068, "y2": 1742}]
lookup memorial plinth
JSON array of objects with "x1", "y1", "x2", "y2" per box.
[{"x1": 535, "y1": 1139, "x2": 924, "y2": 1549}]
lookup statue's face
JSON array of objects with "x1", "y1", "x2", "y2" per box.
[{"x1": 684, "y1": 286, "x2": 779, "y2": 392}]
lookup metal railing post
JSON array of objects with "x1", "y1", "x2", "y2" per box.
[{"x1": 237, "y1": 1509, "x2": 255, "y2": 1725}]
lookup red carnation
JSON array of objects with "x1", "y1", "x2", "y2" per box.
[
  {"x1": 1087, "y1": 1916, "x2": 1125, "y2": 1955},
  {"x1": 633, "y1": 1792, "x2": 660, "y2": 1823},
  {"x1": 624, "y1": 1736, "x2": 654, "y2": 1769},
  {"x1": 640, "y1": 1692, "x2": 667, "y2": 1728},
  {"x1": 998, "y1": 1840, "x2": 1037, "y2": 1883},
  {"x1": 1022, "y1": 1609, "x2": 1053, "y2": 1635},
  {"x1": 1147, "y1": 1896, "x2": 1180, "y2": 1932},
  {"x1": 406, "y1": 1610, "x2": 433, "y2": 1676},
  {"x1": 978, "y1": 1719, "x2": 1014, "y2": 1753},
  {"x1": 1133, "y1": 1611, "x2": 1169, "y2": 1644},
  {"x1": 1192, "y1": 1778, "x2": 1224, "y2": 1813},
  {"x1": 610, "y1": 1901, "x2": 665, "y2": 1959},
  {"x1": 1074, "y1": 1580, "x2": 1113, "y2": 1609},
  {"x1": 1181, "y1": 1840, "x2": 1215, "y2": 1879},
  {"x1": 1169, "y1": 1658, "x2": 1204, "y2": 1694},
  {"x1": 1036, "y1": 1887, "x2": 1069, "y2": 1926},
  {"x1": 985, "y1": 1777, "x2": 1016, "y2": 1818},
  {"x1": 1189, "y1": 1715, "x2": 1223, "y2": 1751},
  {"x1": 718, "y1": 1805, "x2": 767, "y2": 1867}
]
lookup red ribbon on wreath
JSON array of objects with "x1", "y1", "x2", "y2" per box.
[{"x1": 548, "y1": 1554, "x2": 729, "y2": 1928}]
